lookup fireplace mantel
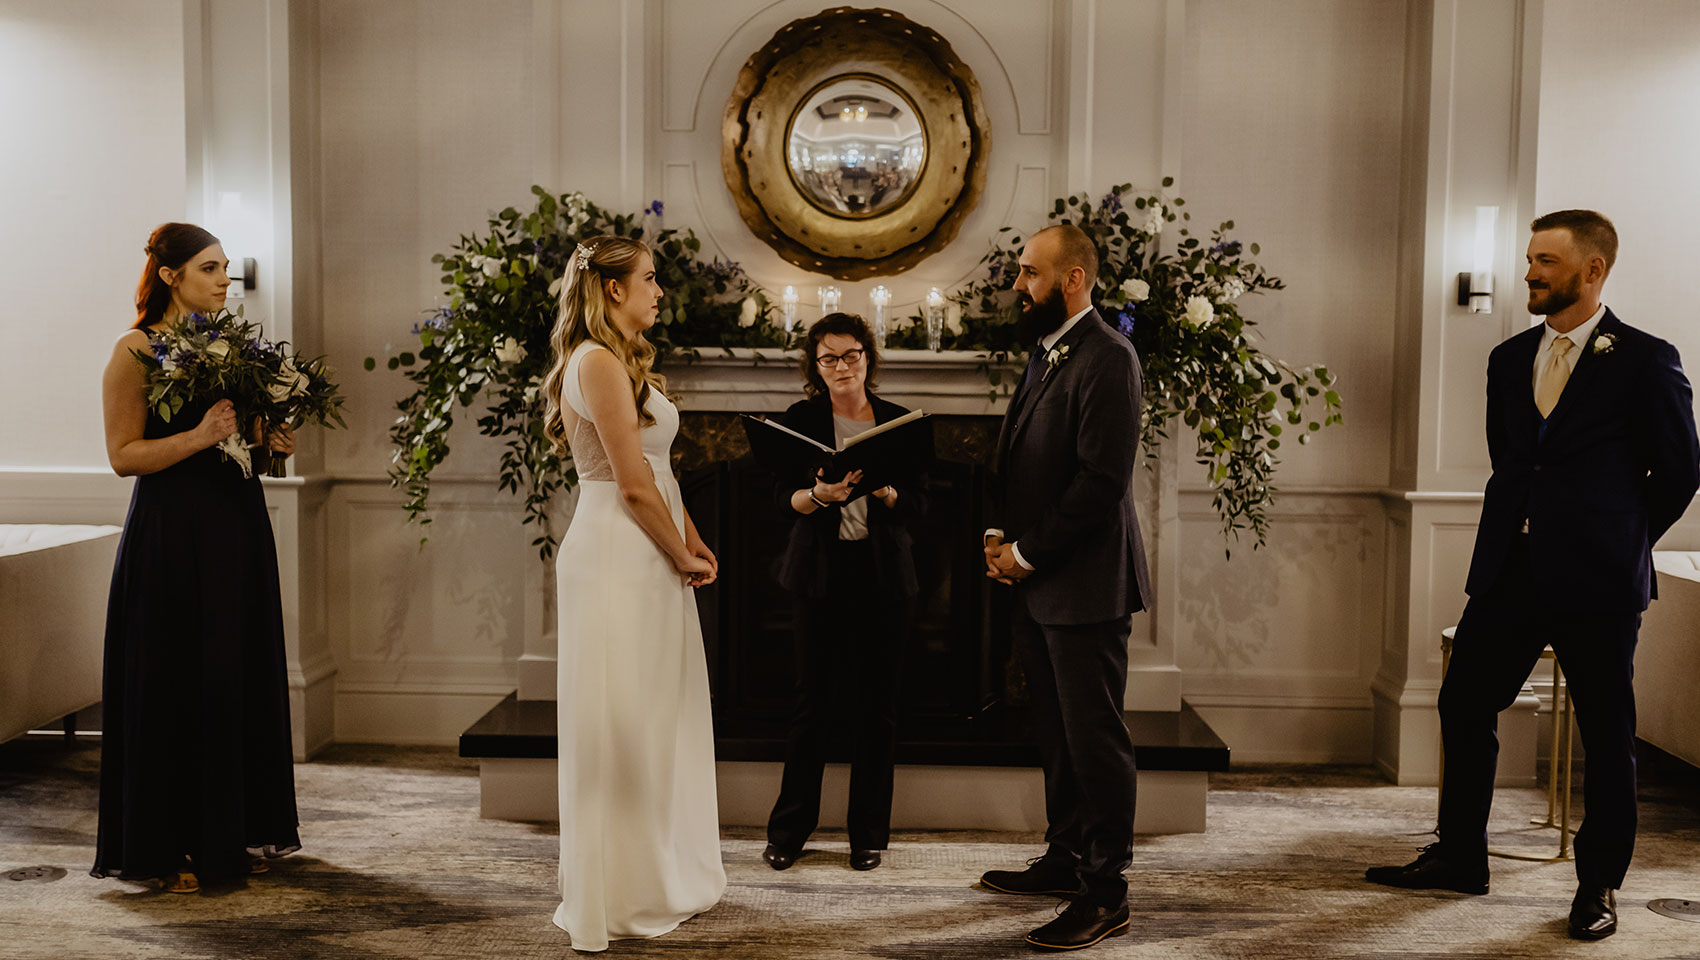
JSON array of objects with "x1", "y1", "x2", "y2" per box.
[{"x1": 662, "y1": 348, "x2": 1022, "y2": 415}]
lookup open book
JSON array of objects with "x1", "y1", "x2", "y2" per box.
[{"x1": 741, "y1": 410, "x2": 932, "y2": 496}]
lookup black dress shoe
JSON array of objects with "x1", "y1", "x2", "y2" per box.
[
  {"x1": 980, "y1": 856, "x2": 1083, "y2": 897},
  {"x1": 850, "y1": 849, "x2": 881, "y2": 871},
  {"x1": 762, "y1": 843, "x2": 800, "y2": 870},
  {"x1": 1025, "y1": 900, "x2": 1130, "y2": 951},
  {"x1": 1364, "y1": 843, "x2": 1488, "y2": 894},
  {"x1": 1568, "y1": 885, "x2": 1617, "y2": 940}
]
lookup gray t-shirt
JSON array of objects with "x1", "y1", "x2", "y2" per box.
[{"x1": 833, "y1": 414, "x2": 874, "y2": 541}]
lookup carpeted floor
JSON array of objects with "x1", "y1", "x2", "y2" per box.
[{"x1": 2, "y1": 739, "x2": 1698, "y2": 959}]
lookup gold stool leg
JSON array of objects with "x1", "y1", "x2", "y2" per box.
[{"x1": 1558, "y1": 661, "x2": 1575, "y2": 861}]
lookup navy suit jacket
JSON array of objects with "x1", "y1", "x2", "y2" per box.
[
  {"x1": 1466, "y1": 309, "x2": 1700, "y2": 612},
  {"x1": 992, "y1": 310, "x2": 1152, "y2": 625}
]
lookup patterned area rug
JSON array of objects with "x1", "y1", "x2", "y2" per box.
[{"x1": 2, "y1": 740, "x2": 1698, "y2": 959}]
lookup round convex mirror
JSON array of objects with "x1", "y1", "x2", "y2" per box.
[{"x1": 784, "y1": 74, "x2": 927, "y2": 220}]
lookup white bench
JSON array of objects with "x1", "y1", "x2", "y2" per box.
[
  {"x1": 1641, "y1": 552, "x2": 1700, "y2": 768},
  {"x1": 0, "y1": 524, "x2": 121, "y2": 743}
]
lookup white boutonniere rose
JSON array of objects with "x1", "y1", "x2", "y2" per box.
[
  {"x1": 1184, "y1": 295, "x2": 1216, "y2": 329},
  {"x1": 1592, "y1": 333, "x2": 1617, "y2": 354},
  {"x1": 1042, "y1": 344, "x2": 1071, "y2": 381},
  {"x1": 494, "y1": 336, "x2": 528, "y2": 364},
  {"x1": 1120, "y1": 278, "x2": 1151, "y2": 303}
]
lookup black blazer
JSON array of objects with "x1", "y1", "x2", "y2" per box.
[
  {"x1": 770, "y1": 393, "x2": 931, "y2": 600},
  {"x1": 991, "y1": 310, "x2": 1152, "y2": 625},
  {"x1": 1466, "y1": 309, "x2": 1700, "y2": 612}
]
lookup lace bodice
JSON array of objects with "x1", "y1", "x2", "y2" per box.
[{"x1": 561, "y1": 341, "x2": 677, "y2": 481}]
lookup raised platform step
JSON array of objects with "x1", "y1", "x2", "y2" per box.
[
  {"x1": 460, "y1": 693, "x2": 1229, "y2": 771},
  {"x1": 461, "y1": 695, "x2": 1228, "y2": 833}
]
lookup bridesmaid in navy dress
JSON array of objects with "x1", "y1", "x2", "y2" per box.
[{"x1": 92, "y1": 223, "x2": 301, "y2": 893}]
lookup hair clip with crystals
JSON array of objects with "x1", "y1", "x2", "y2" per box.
[{"x1": 574, "y1": 243, "x2": 593, "y2": 272}]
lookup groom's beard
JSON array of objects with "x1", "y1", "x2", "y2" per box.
[
  {"x1": 1528, "y1": 270, "x2": 1581, "y2": 316},
  {"x1": 1016, "y1": 282, "x2": 1069, "y2": 343}
]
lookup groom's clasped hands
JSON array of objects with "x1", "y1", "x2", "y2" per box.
[{"x1": 983, "y1": 535, "x2": 1031, "y2": 585}]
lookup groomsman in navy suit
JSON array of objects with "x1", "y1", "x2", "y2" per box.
[{"x1": 1367, "y1": 210, "x2": 1700, "y2": 940}]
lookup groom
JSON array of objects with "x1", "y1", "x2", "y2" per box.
[
  {"x1": 1366, "y1": 210, "x2": 1699, "y2": 940},
  {"x1": 980, "y1": 224, "x2": 1152, "y2": 951}
]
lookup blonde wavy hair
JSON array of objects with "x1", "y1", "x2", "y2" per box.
[{"x1": 543, "y1": 235, "x2": 666, "y2": 454}]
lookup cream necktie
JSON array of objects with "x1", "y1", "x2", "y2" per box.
[{"x1": 1535, "y1": 337, "x2": 1575, "y2": 418}]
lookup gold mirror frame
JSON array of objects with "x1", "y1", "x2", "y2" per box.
[{"x1": 722, "y1": 7, "x2": 990, "y2": 280}]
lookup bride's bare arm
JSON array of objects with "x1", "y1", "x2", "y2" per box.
[
  {"x1": 578, "y1": 348, "x2": 699, "y2": 572},
  {"x1": 102, "y1": 331, "x2": 237, "y2": 477}
]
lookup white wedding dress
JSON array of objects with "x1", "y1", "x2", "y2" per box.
[{"x1": 553, "y1": 340, "x2": 725, "y2": 952}]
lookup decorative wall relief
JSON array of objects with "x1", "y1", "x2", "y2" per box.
[{"x1": 720, "y1": 6, "x2": 990, "y2": 279}]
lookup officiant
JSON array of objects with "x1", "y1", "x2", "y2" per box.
[{"x1": 761, "y1": 312, "x2": 933, "y2": 874}]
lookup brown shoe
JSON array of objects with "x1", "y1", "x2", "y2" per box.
[
  {"x1": 980, "y1": 857, "x2": 1083, "y2": 897},
  {"x1": 1025, "y1": 900, "x2": 1130, "y2": 950}
]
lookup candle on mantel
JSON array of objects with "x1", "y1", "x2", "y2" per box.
[
  {"x1": 869, "y1": 285, "x2": 891, "y2": 348},
  {"x1": 924, "y1": 287, "x2": 946, "y2": 352},
  {"x1": 818, "y1": 285, "x2": 842, "y2": 318},
  {"x1": 781, "y1": 285, "x2": 798, "y2": 334}
]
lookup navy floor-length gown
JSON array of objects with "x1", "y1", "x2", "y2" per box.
[{"x1": 91, "y1": 398, "x2": 301, "y2": 884}]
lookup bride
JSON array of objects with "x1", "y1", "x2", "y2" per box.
[{"x1": 541, "y1": 235, "x2": 726, "y2": 951}]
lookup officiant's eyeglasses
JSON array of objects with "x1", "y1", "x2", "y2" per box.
[{"x1": 815, "y1": 349, "x2": 866, "y2": 368}]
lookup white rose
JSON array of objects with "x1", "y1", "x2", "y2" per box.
[
  {"x1": 738, "y1": 297, "x2": 758, "y2": 327},
  {"x1": 944, "y1": 302, "x2": 963, "y2": 334},
  {"x1": 523, "y1": 385, "x2": 539, "y2": 404},
  {"x1": 1120, "y1": 278, "x2": 1151, "y2": 303},
  {"x1": 1142, "y1": 208, "x2": 1164, "y2": 236},
  {"x1": 1184, "y1": 295, "x2": 1215, "y2": 328},
  {"x1": 494, "y1": 336, "x2": 528, "y2": 364},
  {"x1": 1593, "y1": 335, "x2": 1611, "y2": 353},
  {"x1": 1217, "y1": 277, "x2": 1246, "y2": 303},
  {"x1": 481, "y1": 258, "x2": 503, "y2": 279},
  {"x1": 267, "y1": 378, "x2": 292, "y2": 403},
  {"x1": 291, "y1": 372, "x2": 311, "y2": 397},
  {"x1": 205, "y1": 338, "x2": 232, "y2": 360}
]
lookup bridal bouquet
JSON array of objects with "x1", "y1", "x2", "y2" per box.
[{"x1": 134, "y1": 308, "x2": 346, "y2": 477}]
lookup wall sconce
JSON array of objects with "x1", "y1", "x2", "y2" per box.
[
  {"x1": 226, "y1": 257, "x2": 258, "y2": 299},
  {"x1": 1457, "y1": 205, "x2": 1496, "y2": 313}
]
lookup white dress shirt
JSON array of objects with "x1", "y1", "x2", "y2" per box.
[{"x1": 986, "y1": 305, "x2": 1096, "y2": 572}]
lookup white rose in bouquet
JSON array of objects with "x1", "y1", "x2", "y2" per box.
[
  {"x1": 494, "y1": 336, "x2": 528, "y2": 364},
  {"x1": 1184, "y1": 295, "x2": 1215, "y2": 328},
  {"x1": 1120, "y1": 278, "x2": 1151, "y2": 303},
  {"x1": 738, "y1": 296, "x2": 758, "y2": 327},
  {"x1": 481, "y1": 258, "x2": 503, "y2": 279},
  {"x1": 205, "y1": 338, "x2": 232, "y2": 360}
]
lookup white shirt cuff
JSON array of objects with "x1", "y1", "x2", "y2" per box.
[
  {"x1": 1010, "y1": 542, "x2": 1036, "y2": 572},
  {"x1": 983, "y1": 527, "x2": 1004, "y2": 542}
]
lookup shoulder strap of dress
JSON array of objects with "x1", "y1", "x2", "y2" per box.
[{"x1": 563, "y1": 341, "x2": 611, "y2": 419}]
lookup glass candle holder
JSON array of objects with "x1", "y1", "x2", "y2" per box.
[
  {"x1": 818, "y1": 285, "x2": 842, "y2": 318},
  {"x1": 781, "y1": 285, "x2": 798, "y2": 334},
  {"x1": 869, "y1": 285, "x2": 891, "y2": 348},
  {"x1": 924, "y1": 287, "x2": 946, "y2": 352}
]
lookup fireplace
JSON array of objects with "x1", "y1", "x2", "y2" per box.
[{"x1": 675, "y1": 413, "x2": 1025, "y2": 760}]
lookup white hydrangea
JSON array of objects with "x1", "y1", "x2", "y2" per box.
[
  {"x1": 1142, "y1": 207, "x2": 1165, "y2": 236},
  {"x1": 1217, "y1": 277, "x2": 1246, "y2": 303}
]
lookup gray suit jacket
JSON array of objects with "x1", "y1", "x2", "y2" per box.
[{"x1": 992, "y1": 310, "x2": 1152, "y2": 625}]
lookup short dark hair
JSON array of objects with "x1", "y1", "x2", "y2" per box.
[
  {"x1": 1036, "y1": 223, "x2": 1100, "y2": 288},
  {"x1": 1531, "y1": 209, "x2": 1618, "y2": 275},
  {"x1": 800, "y1": 312, "x2": 880, "y2": 399}
]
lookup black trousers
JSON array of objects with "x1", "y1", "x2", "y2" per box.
[
  {"x1": 1013, "y1": 593, "x2": 1137, "y2": 907},
  {"x1": 1439, "y1": 534, "x2": 1641, "y2": 888},
  {"x1": 767, "y1": 539, "x2": 909, "y2": 852}
]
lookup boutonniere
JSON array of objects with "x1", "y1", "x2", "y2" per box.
[
  {"x1": 1591, "y1": 332, "x2": 1617, "y2": 355},
  {"x1": 1042, "y1": 344, "x2": 1071, "y2": 381}
]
